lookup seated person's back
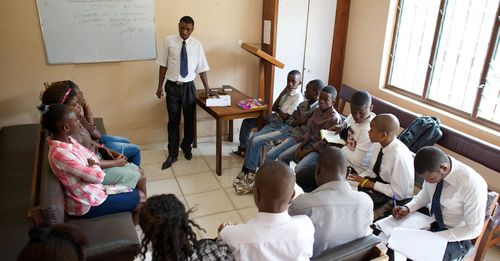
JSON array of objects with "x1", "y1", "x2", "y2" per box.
[
  {"x1": 219, "y1": 161, "x2": 314, "y2": 261},
  {"x1": 289, "y1": 147, "x2": 373, "y2": 256}
]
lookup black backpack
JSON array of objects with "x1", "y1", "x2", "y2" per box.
[{"x1": 398, "y1": 116, "x2": 443, "y2": 153}]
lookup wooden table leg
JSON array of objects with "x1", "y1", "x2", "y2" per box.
[
  {"x1": 216, "y1": 118, "x2": 223, "y2": 176},
  {"x1": 193, "y1": 107, "x2": 197, "y2": 148},
  {"x1": 228, "y1": 120, "x2": 233, "y2": 142}
]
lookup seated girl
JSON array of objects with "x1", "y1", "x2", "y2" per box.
[
  {"x1": 139, "y1": 194, "x2": 234, "y2": 261},
  {"x1": 40, "y1": 82, "x2": 146, "y2": 200},
  {"x1": 39, "y1": 103, "x2": 139, "y2": 218},
  {"x1": 54, "y1": 80, "x2": 141, "y2": 166}
]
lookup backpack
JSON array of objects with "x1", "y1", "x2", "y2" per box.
[{"x1": 397, "y1": 116, "x2": 443, "y2": 153}]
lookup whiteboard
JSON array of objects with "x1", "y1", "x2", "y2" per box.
[{"x1": 36, "y1": 0, "x2": 156, "y2": 64}]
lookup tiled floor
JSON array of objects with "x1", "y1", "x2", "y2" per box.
[
  {"x1": 140, "y1": 140, "x2": 256, "y2": 241},
  {"x1": 136, "y1": 140, "x2": 500, "y2": 261}
]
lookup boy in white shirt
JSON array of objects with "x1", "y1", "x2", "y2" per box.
[
  {"x1": 219, "y1": 161, "x2": 314, "y2": 261},
  {"x1": 348, "y1": 113, "x2": 414, "y2": 219}
]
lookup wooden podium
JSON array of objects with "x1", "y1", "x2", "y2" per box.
[{"x1": 241, "y1": 42, "x2": 284, "y2": 112}]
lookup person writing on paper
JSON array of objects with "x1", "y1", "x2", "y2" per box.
[
  {"x1": 278, "y1": 86, "x2": 342, "y2": 192},
  {"x1": 330, "y1": 91, "x2": 375, "y2": 174},
  {"x1": 156, "y1": 16, "x2": 210, "y2": 170},
  {"x1": 392, "y1": 146, "x2": 487, "y2": 260},
  {"x1": 348, "y1": 114, "x2": 414, "y2": 219},
  {"x1": 218, "y1": 161, "x2": 315, "y2": 260},
  {"x1": 289, "y1": 147, "x2": 373, "y2": 257}
]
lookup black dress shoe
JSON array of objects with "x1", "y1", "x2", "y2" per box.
[
  {"x1": 161, "y1": 156, "x2": 177, "y2": 170},
  {"x1": 184, "y1": 151, "x2": 193, "y2": 160}
]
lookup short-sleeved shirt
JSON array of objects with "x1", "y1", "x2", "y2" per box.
[
  {"x1": 47, "y1": 137, "x2": 107, "y2": 216},
  {"x1": 289, "y1": 181, "x2": 374, "y2": 256},
  {"x1": 156, "y1": 34, "x2": 209, "y2": 82},
  {"x1": 219, "y1": 211, "x2": 314, "y2": 261},
  {"x1": 278, "y1": 88, "x2": 304, "y2": 115}
]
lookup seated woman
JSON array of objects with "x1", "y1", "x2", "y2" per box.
[
  {"x1": 17, "y1": 224, "x2": 88, "y2": 261},
  {"x1": 39, "y1": 103, "x2": 139, "y2": 218},
  {"x1": 40, "y1": 82, "x2": 146, "y2": 200},
  {"x1": 139, "y1": 194, "x2": 234, "y2": 261},
  {"x1": 58, "y1": 80, "x2": 141, "y2": 166}
]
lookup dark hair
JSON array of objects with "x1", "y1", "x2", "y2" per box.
[
  {"x1": 322, "y1": 85, "x2": 338, "y2": 100},
  {"x1": 139, "y1": 194, "x2": 204, "y2": 261},
  {"x1": 41, "y1": 81, "x2": 78, "y2": 105},
  {"x1": 17, "y1": 224, "x2": 88, "y2": 261},
  {"x1": 288, "y1": 70, "x2": 301, "y2": 77},
  {"x1": 306, "y1": 79, "x2": 325, "y2": 92},
  {"x1": 414, "y1": 146, "x2": 449, "y2": 175},
  {"x1": 37, "y1": 104, "x2": 70, "y2": 134},
  {"x1": 179, "y1": 16, "x2": 195, "y2": 26},
  {"x1": 351, "y1": 91, "x2": 372, "y2": 107}
]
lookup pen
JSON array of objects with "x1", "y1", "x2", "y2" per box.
[{"x1": 393, "y1": 195, "x2": 397, "y2": 206}]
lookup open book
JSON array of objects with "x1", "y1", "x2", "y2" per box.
[{"x1": 320, "y1": 129, "x2": 346, "y2": 145}]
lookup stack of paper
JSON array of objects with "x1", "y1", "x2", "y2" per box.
[
  {"x1": 206, "y1": 95, "x2": 231, "y2": 107},
  {"x1": 388, "y1": 227, "x2": 447, "y2": 261},
  {"x1": 375, "y1": 212, "x2": 434, "y2": 236},
  {"x1": 320, "y1": 129, "x2": 346, "y2": 145}
]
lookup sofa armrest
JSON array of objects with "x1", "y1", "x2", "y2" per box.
[
  {"x1": 311, "y1": 234, "x2": 382, "y2": 261},
  {"x1": 69, "y1": 212, "x2": 140, "y2": 261}
]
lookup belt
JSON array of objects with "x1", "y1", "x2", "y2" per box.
[{"x1": 167, "y1": 80, "x2": 193, "y2": 86}]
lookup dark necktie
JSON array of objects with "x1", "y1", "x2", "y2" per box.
[
  {"x1": 431, "y1": 180, "x2": 446, "y2": 231},
  {"x1": 372, "y1": 148, "x2": 383, "y2": 178},
  {"x1": 180, "y1": 40, "x2": 188, "y2": 77}
]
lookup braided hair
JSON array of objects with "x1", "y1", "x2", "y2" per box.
[{"x1": 139, "y1": 194, "x2": 205, "y2": 261}]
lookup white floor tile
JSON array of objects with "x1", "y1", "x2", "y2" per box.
[
  {"x1": 195, "y1": 210, "x2": 243, "y2": 239},
  {"x1": 176, "y1": 172, "x2": 221, "y2": 195},
  {"x1": 184, "y1": 190, "x2": 234, "y2": 218}
]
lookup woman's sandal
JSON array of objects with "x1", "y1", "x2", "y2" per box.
[{"x1": 232, "y1": 147, "x2": 246, "y2": 158}]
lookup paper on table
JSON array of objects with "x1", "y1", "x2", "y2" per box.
[
  {"x1": 206, "y1": 95, "x2": 231, "y2": 107},
  {"x1": 375, "y1": 212, "x2": 434, "y2": 236},
  {"x1": 388, "y1": 227, "x2": 447, "y2": 261},
  {"x1": 320, "y1": 129, "x2": 346, "y2": 145}
]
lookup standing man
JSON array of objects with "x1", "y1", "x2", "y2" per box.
[{"x1": 156, "y1": 16, "x2": 210, "y2": 170}]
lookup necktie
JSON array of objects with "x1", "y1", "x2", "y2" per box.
[
  {"x1": 180, "y1": 40, "x2": 188, "y2": 77},
  {"x1": 431, "y1": 180, "x2": 446, "y2": 231},
  {"x1": 372, "y1": 148, "x2": 383, "y2": 178}
]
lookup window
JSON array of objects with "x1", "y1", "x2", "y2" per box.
[{"x1": 387, "y1": 0, "x2": 500, "y2": 129}]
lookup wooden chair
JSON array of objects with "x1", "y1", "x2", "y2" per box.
[
  {"x1": 473, "y1": 193, "x2": 499, "y2": 261},
  {"x1": 462, "y1": 191, "x2": 499, "y2": 261}
]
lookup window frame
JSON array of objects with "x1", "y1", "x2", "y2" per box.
[{"x1": 385, "y1": 0, "x2": 500, "y2": 131}]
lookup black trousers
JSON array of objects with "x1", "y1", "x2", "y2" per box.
[{"x1": 165, "y1": 80, "x2": 196, "y2": 157}]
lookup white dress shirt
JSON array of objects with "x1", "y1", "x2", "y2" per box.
[
  {"x1": 218, "y1": 211, "x2": 314, "y2": 261},
  {"x1": 342, "y1": 113, "x2": 375, "y2": 174},
  {"x1": 289, "y1": 181, "x2": 373, "y2": 257},
  {"x1": 278, "y1": 88, "x2": 304, "y2": 115},
  {"x1": 359, "y1": 138, "x2": 414, "y2": 200},
  {"x1": 406, "y1": 156, "x2": 487, "y2": 242},
  {"x1": 156, "y1": 34, "x2": 209, "y2": 82}
]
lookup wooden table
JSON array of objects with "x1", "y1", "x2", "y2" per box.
[{"x1": 194, "y1": 87, "x2": 267, "y2": 176}]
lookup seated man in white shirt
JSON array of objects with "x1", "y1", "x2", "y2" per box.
[
  {"x1": 289, "y1": 147, "x2": 373, "y2": 257},
  {"x1": 218, "y1": 161, "x2": 315, "y2": 261},
  {"x1": 393, "y1": 146, "x2": 487, "y2": 261},
  {"x1": 348, "y1": 113, "x2": 414, "y2": 220}
]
